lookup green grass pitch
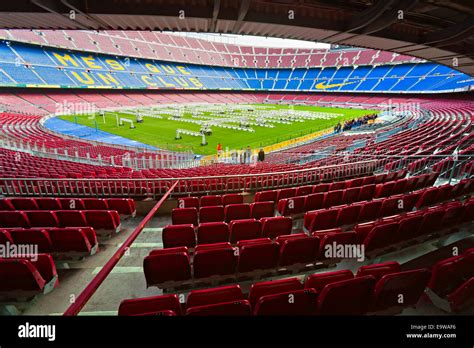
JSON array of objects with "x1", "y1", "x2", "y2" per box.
[{"x1": 58, "y1": 104, "x2": 379, "y2": 155}]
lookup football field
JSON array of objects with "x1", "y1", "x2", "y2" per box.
[{"x1": 59, "y1": 104, "x2": 379, "y2": 155}]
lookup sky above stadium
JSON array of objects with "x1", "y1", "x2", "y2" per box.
[{"x1": 167, "y1": 32, "x2": 331, "y2": 48}]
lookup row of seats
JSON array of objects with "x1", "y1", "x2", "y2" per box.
[
  {"x1": 163, "y1": 216, "x2": 293, "y2": 248},
  {"x1": 277, "y1": 173, "x2": 438, "y2": 217},
  {"x1": 0, "y1": 197, "x2": 136, "y2": 216},
  {"x1": 0, "y1": 254, "x2": 59, "y2": 299},
  {"x1": 256, "y1": 170, "x2": 410, "y2": 203},
  {"x1": 427, "y1": 248, "x2": 474, "y2": 313},
  {"x1": 172, "y1": 202, "x2": 274, "y2": 225},
  {"x1": 304, "y1": 180, "x2": 472, "y2": 233},
  {"x1": 121, "y1": 261, "x2": 430, "y2": 315},
  {"x1": 0, "y1": 227, "x2": 99, "y2": 256},
  {"x1": 177, "y1": 193, "x2": 243, "y2": 209},
  {"x1": 0, "y1": 210, "x2": 121, "y2": 234}
]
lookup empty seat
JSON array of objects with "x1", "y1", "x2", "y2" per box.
[
  {"x1": 371, "y1": 269, "x2": 431, "y2": 313},
  {"x1": 362, "y1": 175, "x2": 376, "y2": 186},
  {"x1": 84, "y1": 210, "x2": 121, "y2": 233},
  {"x1": 254, "y1": 190, "x2": 277, "y2": 203},
  {"x1": 442, "y1": 202, "x2": 465, "y2": 227},
  {"x1": 186, "y1": 284, "x2": 245, "y2": 308},
  {"x1": 249, "y1": 277, "x2": 303, "y2": 307},
  {"x1": 319, "y1": 232, "x2": 358, "y2": 260},
  {"x1": 222, "y1": 194, "x2": 243, "y2": 206},
  {"x1": 55, "y1": 210, "x2": 88, "y2": 228},
  {"x1": 307, "y1": 209, "x2": 339, "y2": 232},
  {"x1": 200, "y1": 195, "x2": 222, "y2": 207},
  {"x1": 261, "y1": 216, "x2": 293, "y2": 239},
  {"x1": 0, "y1": 229, "x2": 13, "y2": 244},
  {"x1": 0, "y1": 211, "x2": 30, "y2": 228},
  {"x1": 197, "y1": 222, "x2": 229, "y2": 245},
  {"x1": 0, "y1": 199, "x2": 14, "y2": 210},
  {"x1": 193, "y1": 243, "x2": 237, "y2": 278},
  {"x1": 10, "y1": 198, "x2": 39, "y2": 210},
  {"x1": 418, "y1": 207, "x2": 445, "y2": 236},
  {"x1": 162, "y1": 224, "x2": 196, "y2": 249},
  {"x1": 82, "y1": 198, "x2": 109, "y2": 210},
  {"x1": 199, "y1": 206, "x2": 224, "y2": 223},
  {"x1": 336, "y1": 205, "x2": 361, "y2": 226},
  {"x1": 342, "y1": 187, "x2": 360, "y2": 204},
  {"x1": 447, "y1": 277, "x2": 474, "y2": 313},
  {"x1": 250, "y1": 201, "x2": 274, "y2": 219},
  {"x1": 304, "y1": 193, "x2": 325, "y2": 211},
  {"x1": 9, "y1": 228, "x2": 53, "y2": 253},
  {"x1": 427, "y1": 255, "x2": 470, "y2": 298},
  {"x1": 229, "y1": 219, "x2": 262, "y2": 243},
  {"x1": 172, "y1": 207, "x2": 198, "y2": 226},
  {"x1": 364, "y1": 222, "x2": 399, "y2": 252},
  {"x1": 296, "y1": 185, "x2": 313, "y2": 196},
  {"x1": 254, "y1": 289, "x2": 317, "y2": 315},
  {"x1": 278, "y1": 235, "x2": 319, "y2": 267},
  {"x1": 356, "y1": 261, "x2": 400, "y2": 281},
  {"x1": 276, "y1": 188, "x2": 297, "y2": 201},
  {"x1": 329, "y1": 181, "x2": 345, "y2": 191},
  {"x1": 118, "y1": 294, "x2": 183, "y2": 316},
  {"x1": 379, "y1": 196, "x2": 403, "y2": 217},
  {"x1": 358, "y1": 184, "x2": 376, "y2": 201},
  {"x1": 313, "y1": 183, "x2": 330, "y2": 193},
  {"x1": 375, "y1": 182, "x2": 395, "y2": 198},
  {"x1": 58, "y1": 198, "x2": 85, "y2": 210},
  {"x1": 317, "y1": 276, "x2": 376, "y2": 315},
  {"x1": 186, "y1": 300, "x2": 251, "y2": 316},
  {"x1": 396, "y1": 214, "x2": 424, "y2": 242},
  {"x1": 35, "y1": 198, "x2": 62, "y2": 210},
  {"x1": 304, "y1": 269, "x2": 354, "y2": 291},
  {"x1": 391, "y1": 179, "x2": 407, "y2": 195},
  {"x1": 324, "y1": 190, "x2": 343, "y2": 208},
  {"x1": 224, "y1": 203, "x2": 250, "y2": 222},
  {"x1": 144, "y1": 247, "x2": 191, "y2": 286},
  {"x1": 277, "y1": 196, "x2": 305, "y2": 216},
  {"x1": 25, "y1": 211, "x2": 59, "y2": 228},
  {"x1": 237, "y1": 239, "x2": 279, "y2": 273},
  {"x1": 415, "y1": 187, "x2": 439, "y2": 209},
  {"x1": 48, "y1": 227, "x2": 98, "y2": 254},
  {"x1": 108, "y1": 198, "x2": 136, "y2": 216},
  {"x1": 177, "y1": 197, "x2": 199, "y2": 209},
  {"x1": 358, "y1": 200, "x2": 382, "y2": 221}
]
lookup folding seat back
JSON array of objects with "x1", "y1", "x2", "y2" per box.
[
  {"x1": 413, "y1": 174, "x2": 428, "y2": 190},
  {"x1": 358, "y1": 184, "x2": 376, "y2": 201},
  {"x1": 254, "y1": 190, "x2": 277, "y2": 203},
  {"x1": 396, "y1": 215, "x2": 424, "y2": 242},
  {"x1": 276, "y1": 188, "x2": 297, "y2": 201},
  {"x1": 108, "y1": 198, "x2": 136, "y2": 216},
  {"x1": 372, "y1": 269, "x2": 431, "y2": 312},
  {"x1": 177, "y1": 197, "x2": 199, "y2": 209},
  {"x1": 296, "y1": 185, "x2": 313, "y2": 197},
  {"x1": 237, "y1": 241, "x2": 279, "y2": 272},
  {"x1": 419, "y1": 207, "x2": 445, "y2": 235},
  {"x1": 277, "y1": 196, "x2": 305, "y2": 216},
  {"x1": 402, "y1": 191, "x2": 423, "y2": 211},
  {"x1": 358, "y1": 200, "x2": 382, "y2": 222},
  {"x1": 304, "y1": 269, "x2": 354, "y2": 291},
  {"x1": 0, "y1": 229, "x2": 13, "y2": 244},
  {"x1": 356, "y1": 261, "x2": 400, "y2": 282},
  {"x1": 324, "y1": 190, "x2": 343, "y2": 208},
  {"x1": 224, "y1": 203, "x2": 250, "y2": 222},
  {"x1": 317, "y1": 276, "x2": 376, "y2": 315},
  {"x1": 58, "y1": 198, "x2": 85, "y2": 210},
  {"x1": 319, "y1": 232, "x2": 358, "y2": 260},
  {"x1": 85, "y1": 210, "x2": 120, "y2": 231},
  {"x1": 345, "y1": 177, "x2": 364, "y2": 189},
  {"x1": 249, "y1": 277, "x2": 303, "y2": 307},
  {"x1": 35, "y1": 198, "x2": 61, "y2": 210},
  {"x1": 278, "y1": 236, "x2": 319, "y2": 266},
  {"x1": 197, "y1": 222, "x2": 229, "y2": 245},
  {"x1": 342, "y1": 187, "x2": 360, "y2": 204},
  {"x1": 435, "y1": 184, "x2": 453, "y2": 203},
  {"x1": 9, "y1": 228, "x2": 53, "y2": 253},
  {"x1": 391, "y1": 178, "x2": 407, "y2": 195},
  {"x1": 199, "y1": 205, "x2": 224, "y2": 223},
  {"x1": 254, "y1": 289, "x2": 317, "y2": 315},
  {"x1": 118, "y1": 294, "x2": 183, "y2": 316},
  {"x1": 375, "y1": 181, "x2": 395, "y2": 198},
  {"x1": 308, "y1": 209, "x2": 339, "y2": 232},
  {"x1": 0, "y1": 211, "x2": 30, "y2": 228},
  {"x1": 304, "y1": 193, "x2": 325, "y2": 211},
  {"x1": 415, "y1": 187, "x2": 439, "y2": 209},
  {"x1": 260, "y1": 216, "x2": 292, "y2": 239},
  {"x1": 222, "y1": 193, "x2": 243, "y2": 206},
  {"x1": 441, "y1": 202, "x2": 465, "y2": 227},
  {"x1": 362, "y1": 175, "x2": 376, "y2": 186},
  {"x1": 425, "y1": 172, "x2": 439, "y2": 186},
  {"x1": 186, "y1": 284, "x2": 245, "y2": 308},
  {"x1": 193, "y1": 245, "x2": 237, "y2": 278},
  {"x1": 329, "y1": 181, "x2": 345, "y2": 191},
  {"x1": 162, "y1": 224, "x2": 196, "y2": 249},
  {"x1": 172, "y1": 207, "x2": 198, "y2": 226},
  {"x1": 0, "y1": 259, "x2": 46, "y2": 292},
  {"x1": 144, "y1": 247, "x2": 191, "y2": 286},
  {"x1": 428, "y1": 255, "x2": 466, "y2": 297},
  {"x1": 55, "y1": 210, "x2": 87, "y2": 228},
  {"x1": 26, "y1": 211, "x2": 59, "y2": 228},
  {"x1": 404, "y1": 177, "x2": 418, "y2": 192},
  {"x1": 82, "y1": 198, "x2": 109, "y2": 210},
  {"x1": 186, "y1": 300, "x2": 251, "y2": 316},
  {"x1": 447, "y1": 277, "x2": 474, "y2": 313},
  {"x1": 313, "y1": 183, "x2": 330, "y2": 193},
  {"x1": 364, "y1": 222, "x2": 399, "y2": 252},
  {"x1": 374, "y1": 173, "x2": 387, "y2": 184},
  {"x1": 336, "y1": 205, "x2": 361, "y2": 226},
  {"x1": 0, "y1": 199, "x2": 15, "y2": 211},
  {"x1": 464, "y1": 198, "x2": 474, "y2": 222},
  {"x1": 229, "y1": 219, "x2": 262, "y2": 243},
  {"x1": 200, "y1": 195, "x2": 222, "y2": 207},
  {"x1": 48, "y1": 228, "x2": 95, "y2": 253},
  {"x1": 250, "y1": 201, "x2": 274, "y2": 219},
  {"x1": 384, "y1": 171, "x2": 398, "y2": 182},
  {"x1": 10, "y1": 198, "x2": 38, "y2": 210},
  {"x1": 379, "y1": 196, "x2": 404, "y2": 217}
]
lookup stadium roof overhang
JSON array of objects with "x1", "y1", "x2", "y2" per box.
[{"x1": 0, "y1": 0, "x2": 473, "y2": 76}]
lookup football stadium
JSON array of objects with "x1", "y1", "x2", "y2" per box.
[{"x1": 0, "y1": 0, "x2": 473, "y2": 345}]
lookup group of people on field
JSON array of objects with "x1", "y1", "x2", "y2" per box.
[
  {"x1": 334, "y1": 113, "x2": 378, "y2": 133},
  {"x1": 217, "y1": 143, "x2": 265, "y2": 164}
]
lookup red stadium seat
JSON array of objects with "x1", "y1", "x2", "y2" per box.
[
  {"x1": 84, "y1": 210, "x2": 121, "y2": 233},
  {"x1": 9, "y1": 228, "x2": 53, "y2": 253},
  {"x1": 177, "y1": 197, "x2": 199, "y2": 209},
  {"x1": 35, "y1": 198, "x2": 62, "y2": 210},
  {"x1": 0, "y1": 211, "x2": 30, "y2": 228},
  {"x1": 356, "y1": 261, "x2": 400, "y2": 281},
  {"x1": 304, "y1": 193, "x2": 325, "y2": 211},
  {"x1": 197, "y1": 222, "x2": 229, "y2": 245},
  {"x1": 261, "y1": 216, "x2": 293, "y2": 239},
  {"x1": 254, "y1": 289, "x2": 317, "y2": 315},
  {"x1": 55, "y1": 210, "x2": 88, "y2": 228},
  {"x1": 358, "y1": 184, "x2": 376, "y2": 201},
  {"x1": 82, "y1": 198, "x2": 109, "y2": 210},
  {"x1": 186, "y1": 284, "x2": 245, "y2": 308},
  {"x1": 254, "y1": 190, "x2": 277, "y2": 203},
  {"x1": 342, "y1": 187, "x2": 360, "y2": 204},
  {"x1": 237, "y1": 239, "x2": 279, "y2": 272},
  {"x1": 278, "y1": 235, "x2": 319, "y2": 267},
  {"x1": 118, "y1": 294, "x2": 183, "y2": 316},
  {"x1": 324, "y1": 190, "x2": 343, "y2": 208},
  {"x1": 249, "y1": 277, "x2": 303, "y2": 307},
  {"x1": 336, "y1": 204, "x2": 361, "y2": 226},
  {"x1": 250, "y1": 201, "x2": 274, "y2": 219},
  {"x1": 277, "y1": 196, "x2": 305, "y2": 216},
  {"x1": 162, "y1": 224, "x2": 196, "y2": 249},
  {"x1": 108, "y1": 198, "x2": 136, "y2": 216},
  {"x1": 144, "y1": 247, "x2": 191, "y2": 286},
  {"x1": 0, "y1": 199, "x2": 15, "y2": 210},
  {"x1": 224, "y1": 203, "x2": 251, "y2": 222},
  {"x1": 200, "y1": 195, "x2": 222, "y2": 207},
  {"x1": 10, "y1": 198, "x2": 39, "y2": 210},
  {"x1": 199, "y1": 205, "x2": 225, "y2": 223},
  {"x1": 172, "y1": 207, "x2": 198, "y2": 226},
  {"x1": 193, "y1": 243, "x2": 237, "y2": 278},
  {"x1": 304, "y1": 269, "x2": 354, "y2": 291},
  {"x1": 229, "y1": 219, "x2": 262, "y2": 243},
  {"x1": 186, "y1": 300, "x2": 251, "y2": 316},
  {"x1": 222, "y1": 193, "x2": 243, "y2": 206}
]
